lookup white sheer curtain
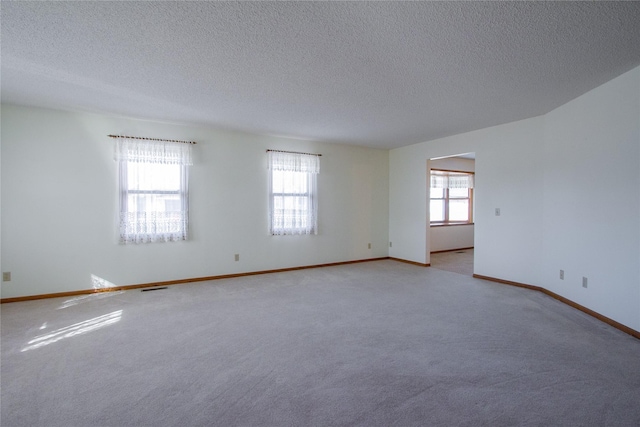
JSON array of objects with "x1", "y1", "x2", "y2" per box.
[
  {"x1": 268, "y1": 151, "x2": 319, "y2": 235},
  {"x1": 114, "y1": 138, "x2": 192, "y2": 244},
  {"x1": 430, "y1": 171, "x2": 474, "y2": 189}
]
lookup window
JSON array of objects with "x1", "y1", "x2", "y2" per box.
[
  {"x1": 430, "y1": 170, "x2": 474, "y2": 225},
  {"x1": 114, "y1": 137, "x2": 192, "y2": 243},
  {"x1": 268, "y1": 150, "x2": 319, "y2": 235}
]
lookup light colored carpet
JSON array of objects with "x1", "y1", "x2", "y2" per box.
[
  {"x1": 2, "y1": 260, "x2": 639, "y2": 426},
  {"x1": 430, "y1": 248, "x2": 474, "y2": 276}
]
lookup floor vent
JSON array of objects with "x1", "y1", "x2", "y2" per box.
[{"x1": 141, "y1": 287, "x2": 168, "y2": 292}]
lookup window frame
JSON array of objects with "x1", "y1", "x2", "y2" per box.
[
  {"x1": 267, "y1": 151, "x2": 319, "y2": 236},
  {"x1": 116, "y1": 141, "x2": 191, "y2": 244},
  {"x1": 119, "y1": 161, "x2": 187, "y2": 220},
  {"x1": 430, "y1": 169, "x2": 474, "y2": 226}
]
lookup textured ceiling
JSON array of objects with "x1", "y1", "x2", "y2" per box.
[{"x1": 2, "y1": 1, "x2": 640, "y2": 149}]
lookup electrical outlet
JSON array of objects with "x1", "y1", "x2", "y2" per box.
[
  {"x1": 234, "y1": 254, "x2": 240, "y2": 262},
  {"x1": 389, "y1": 242, "x2": 392, "y2": 248},
  {"x1": 495, "y1": 208, "x2": 501, "y2": 216},
  {"x1": 559, "y1": 270, "x2": 564, "y2": 280},
  {"x1": 2, "y1": 272, "x2": 11, "y2": 282},
  {"x1": 368, "y1": 243, "x2": 371, "y2": 249},
  {"x1": 582, "y1": 277, "x2": 588, "y2": 288}
]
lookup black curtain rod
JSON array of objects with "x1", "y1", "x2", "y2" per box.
[
  {"x1": 266, "y1": 149, "x2": 321, "y2": 157},
  {"x1": 108, "y1": 134, "x2": 196, "y2": 145}
]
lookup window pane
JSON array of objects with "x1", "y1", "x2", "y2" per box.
[
  {"x1": 272, "y1": 170, "x2": 285, "y2": 193},
  {"x1": 286, "y1": 172, "x2": 308, "y2": 193},
  {"x1": 128, "y1": 193, "x2": 180, "y2": 213},
  {"x1": 449, "y1": 200, "x2": 469, "y2": 222},
  {"x1": 128, "y1": 163, "x2": 181, "y2": 191},
  {"x1": 430, "y1": 200, "x2": 445, "y2": 222},
  {"x1": 449, "y1": 187, "x2": 468, "y2": 198},
  {"x1": 163, "y1": 195, "x2": 181, "y2": 212},
  {"x1": 273, "y1": 170, "x2": 308, "y2": 194},
  {"x1": 430, "y1": 188, "x2": 444, "y2": 199},
  {"x1": 273, "y1": 195, "x2": 309, "y2": 229}
]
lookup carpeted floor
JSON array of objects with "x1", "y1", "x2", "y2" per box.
[
  {"x1": 2, "y1": 260, "x2": 639, "y2": 426},
  {"x1": 430, "y1": 249, "x2": 474, "y2": 276}
]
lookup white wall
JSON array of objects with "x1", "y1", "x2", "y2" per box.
[
  {"x1": 428, "y1": 157, "x2": 475, "y2": 252},
  {"x1": 390, "y1": 116, "x2": 544, "y2": 278},
  {"x1": 430, "y1": 225, "x2": 474, "y2": 253},
  {"x1": 0, "y1": 105, "x2": 389, "y2": 298},
  {"x1": 541, "y1": 66, "x2": 640, "y2": 331},
  {"x1": 390, "y1": 65, "x2": 640, "y2": 331},
  {"x1": 2, "y1": 68, "x2": 638, "y2": 333},
  {"x1": 428, "y1": 156, "x2": 475, "y2": 173}
]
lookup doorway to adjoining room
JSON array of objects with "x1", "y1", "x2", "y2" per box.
[{"x1": 428, "y1": 153, "x2": 475, "y2": 276}]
